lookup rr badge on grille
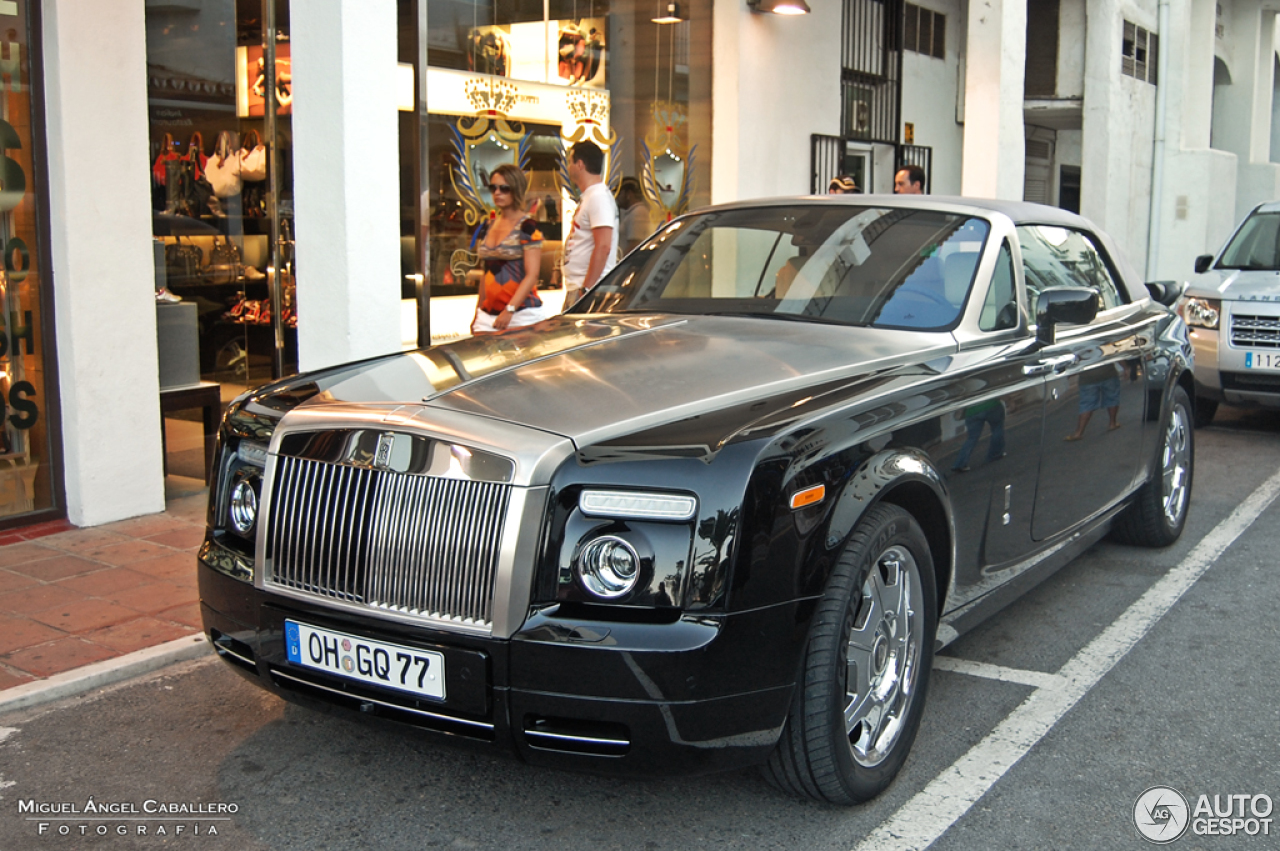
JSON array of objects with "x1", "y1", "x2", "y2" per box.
[{"x1": 374, "y1": 432, "x2": 396, "y2": 470}]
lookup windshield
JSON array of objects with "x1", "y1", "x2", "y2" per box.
[
  {"x1": 1218, "y1": 211, "x2": 1280, "y2": 270},
  {"x1": 572, "y1": 205, "x2": 991, "y2": 330}
]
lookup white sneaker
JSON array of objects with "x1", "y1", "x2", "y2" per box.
[{"x1": 155, "y1": 287, "x2": 182, "y2": 303}]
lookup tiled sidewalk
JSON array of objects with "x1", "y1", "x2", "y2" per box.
[{"x1": 0, "y1": 492, "x2": 206, "y2": 693}]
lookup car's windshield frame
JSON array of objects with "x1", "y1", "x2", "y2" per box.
[
  {"x1": 570, "y1": 204, "x2": 993, "y2": 332},
  {"x1": 1216, "y1": 210, "x2": 1280, "y2": 271}
]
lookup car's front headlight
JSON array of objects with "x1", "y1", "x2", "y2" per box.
[
  {"x1": 576, "y1": 535, "x2": 642, "y2": 598},
  {"x1": 225, "y1": 441, "x2": 267, "y2": 539},
  {"x1": 228, "y1": 472, "x2": 260, "y2": 537},
  {"x1": 1178, "y1": 296, "x2": 1221, "y2": 329},
  {"x1": 544, "y1": 487, "x2": 698, "y2": 609}
]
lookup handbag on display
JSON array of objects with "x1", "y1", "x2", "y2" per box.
[
  {"x1": 239, "y1": 129, "x2": 267, "y2": 182},
  {"x1": 207, "y1": 237, "x2": 242, "y2": 285},
  {"x1": 205, "y1": 131, "x2": 242, "y2": 199},
  {"x1": 164, "y1": 239, "x2": 202, "y2": 283},
  {"x1": 209, "y1": 236, "x2": 241, "y2": 267}
]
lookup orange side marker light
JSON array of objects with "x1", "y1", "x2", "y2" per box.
[{"x1": 789, "y1": 484, "x2": 826, "y2": 510}]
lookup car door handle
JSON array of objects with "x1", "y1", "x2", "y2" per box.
[{"x1": 1023, "y1": 353, "x2": 1079, "y2": 376}]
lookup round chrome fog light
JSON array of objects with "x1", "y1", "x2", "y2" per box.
[
  {"x1": 577, "y1": 536, "x2": 641, "y2": 599},
  {"x1": 228, "y1": 477, "x2": 259, "y2": 536}
]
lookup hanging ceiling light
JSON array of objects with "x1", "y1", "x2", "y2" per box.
[
  {"x1": 652, "y1": 2, "x2": 686, "y2": 24},
  {"x1": 748, "y1": 0, "x2": 812, "y2": 14}
]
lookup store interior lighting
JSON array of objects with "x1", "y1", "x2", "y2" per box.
[
  {"x1": 748, "y1": 0, "x2": 812, "y2": 14},
  {"x1": 652, "y1": 2, "x2": 685, "y2": 24}
]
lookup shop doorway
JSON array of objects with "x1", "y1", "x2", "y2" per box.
[{"x1": 146, "y1": 0, "x2": 295, "y2": 486}]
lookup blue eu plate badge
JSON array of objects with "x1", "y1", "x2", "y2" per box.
[
  {"x1": 1247, "y1": 352, "x2": 1254, "y2": 368},
  {"x1": 285, "y1": 621, "x2": 301, "y2": 663}
]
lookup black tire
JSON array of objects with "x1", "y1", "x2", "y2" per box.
[
  {"x1": 764, "y1": 503, "x2": 937, "y2": 804},
  {"x1": 1193, "y1": 397, "x2": 1217, "y2": 429},
  {"x1": 1111, "y1": 386, "x2": 1193, "y2": 547}
]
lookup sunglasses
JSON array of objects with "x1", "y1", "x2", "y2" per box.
[{"x1": 487, "y1": 183, "x2": 512, "y2": 194}]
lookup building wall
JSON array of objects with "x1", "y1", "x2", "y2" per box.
[
  {"x1": 1058, "y1": 0, "x2": 1087, "y2": 98},
  {"x1": 901, "y1": 0, "x2": 965, "y2": 195},
  {"x1": 710, "y1": 2, "x2": 842, "y2": 202},
  {"x1": 1080, "y1": 0, "x2": 1159, "y2": 270}
]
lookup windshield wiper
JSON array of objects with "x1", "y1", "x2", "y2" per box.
[{"x1": 703, "y1": 310, "x2": 848, "y2": 325}]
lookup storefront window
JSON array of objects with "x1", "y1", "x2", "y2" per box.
[
  {"x1": 0, "y1": 0, "x2": 58, "y2": 522},
  {"x1": 146, "y1": 0, "x2": 295, "y2": 394},
  {"x1": 416, "y1": 0, "x2": 713, "y2": 344}
]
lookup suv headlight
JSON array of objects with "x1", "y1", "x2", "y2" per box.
[{"x1": 1179, "y1": 296, "x2": 1220, "y2": 329}]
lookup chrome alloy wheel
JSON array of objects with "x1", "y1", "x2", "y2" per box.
[
  {"x1": 1161, "y1": 401, "x2": 1192, "y2": 526},
  {"x1": 844, "y1": 545, "x2": 924, "y2": 768}
]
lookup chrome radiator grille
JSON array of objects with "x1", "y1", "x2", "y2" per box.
[
  {"x1": 1231, "y1": 313, "x2": 1280, "y2": 348},
  {"x1": 264, "y1": 455, "x2": 511, "y2": 628}
]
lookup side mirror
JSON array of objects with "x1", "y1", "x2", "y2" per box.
[
  {"x1": 1036, "y1": 286, "x2": 1098, "y2": 346},
  {"x1": 1194, "y1": 254, "x2": 1214, "y2": 274},
  {"x1": 1145, "y1": 280, "x2": 1185, "y2": 307}
]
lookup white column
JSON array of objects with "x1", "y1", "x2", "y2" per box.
[
  {"x1": 290, "y1": 0, "x2": 401, "y2": 370},
  {"x1": 1177, "y1": 0, "x2": 1215, "y2": 150},
  {"x1": 1155, "y1": 0, "x2": 1239, "y2": 279},
  {"x1": 42, "y1": 0, "x2": 164, "y2": 525},
  {"x1": 1213, "y1": 2, "x2": 1275, "y2": 162},
  {"x1": 1213, "y1": 2, "x2": 1280, "y2": 220},
  {"x1": 960, "y1": 0, "x2": 1026, "y2": 200}
]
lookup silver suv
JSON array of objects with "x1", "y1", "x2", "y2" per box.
[{"x1": 1180, "y1": 201, "x2": 1280, "y2": 426}]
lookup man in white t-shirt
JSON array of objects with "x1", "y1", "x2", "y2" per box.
[{"x1": 561, "y1": 141, "x2": 619, "y2": 307}]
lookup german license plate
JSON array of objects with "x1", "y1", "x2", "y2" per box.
[
  {"x1": 1245, "y1": 351, "x2": 1280, "y2": 370},
  {"x1": 285, "y1": 620, "x2": 445, "y2": 701}
]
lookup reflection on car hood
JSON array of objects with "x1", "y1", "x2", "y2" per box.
[
  {"x1": 1186, "y1": 269, "x2": 1280, "y2": 301},
  {"x1": 300, "y1": 314, "x2": 955, "y2": 446}
]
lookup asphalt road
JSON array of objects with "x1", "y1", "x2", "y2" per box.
[{"x1": 2, "y1": 408, "x2": 1278, "y2": 851}]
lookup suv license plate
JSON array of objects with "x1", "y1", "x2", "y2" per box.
[
  {"x1": 285, "y1": 620, "x2": 445, "y2": 701},
  {"x1": 1245, "y1": 352, "x2": 1280, "y2": 370}
]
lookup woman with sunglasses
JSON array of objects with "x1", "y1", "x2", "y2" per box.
[{"x1": 471, "y1": 164, "x2": 548, "y2": 334}]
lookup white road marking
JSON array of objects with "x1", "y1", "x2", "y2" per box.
[
  {"x1": 855, "y1": 467, "x2": 1280, "y2": 851},
  {"x1": 931, "y1": 657, "x2": 1065, "y2": 690}
]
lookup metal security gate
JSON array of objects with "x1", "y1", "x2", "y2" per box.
[
  {"x1": 841, "y1": 0, "x2": 903, "y2": 144},
  {"x1": 811, "y1": 134, "x2": 844, "y2": 195},
  {"x1": 813, "y1": 0, "x2": 919, "y2": 195}
]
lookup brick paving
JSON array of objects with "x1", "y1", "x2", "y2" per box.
[{"x1": 0, "y1": 491, "x2": 206, "y2": 692}]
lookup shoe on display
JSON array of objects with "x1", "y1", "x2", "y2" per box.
[
  {"x1": 244, "y1": 265, "x2": 266, "y2": 281},
  {"x1": 155, "y1": 286, "x2": 182, "y2": 303}
]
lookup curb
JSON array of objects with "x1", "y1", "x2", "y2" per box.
[{"x1": 0, "y1": 633, "x2": 211, "y2": 715}]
